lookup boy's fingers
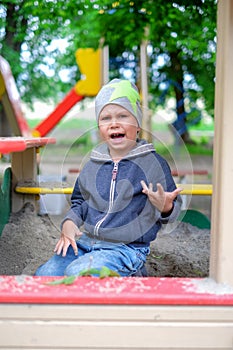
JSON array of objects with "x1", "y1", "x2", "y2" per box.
[
  {"x1": 142, "y1": 181, "x2": 182, "y2": 198},
  {"x1": 54, "y1": 240, "x2": 62, "y2": 255},
  {"x1": 71, "y1": 240, "x2": 78, "y2": 256},
  {"x1": 61, "y1": 240, "x2": 70, "y2": 257},
  {"x1": 75, "y1": 230, "x2": 83, "y2": 238},
  {"x1": 54, "y1": 237, "x2": 70, "y2": 257},
  {"x1": 141, "y1": 180, "x2": 149, "y2": 192},
  {"x1": 173, "y1": 187, "x2": 183, "y2": 198},
  {"x1": 176, "y1": 187, "x2": 183, "y2": 194},
  {"x1": 156, "y1": 183, "x2": 164, "y2": 194}
]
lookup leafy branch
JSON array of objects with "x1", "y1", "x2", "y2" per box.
[{"x1": 45, "y1": 266, "x2": 120, "y2": 285}]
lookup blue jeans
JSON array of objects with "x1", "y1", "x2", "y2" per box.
[{"x1": 35, "y1": 233, "x2": 150, "y2": 277}]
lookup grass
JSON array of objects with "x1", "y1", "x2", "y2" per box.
[
  {"x1": 154, "y1": 143, "x2": 212, "y2": 159},
  {"x1": 27, "y1": 118, "x2": 96, "y2": 130},
  {"x1": 185, "y1": 143, "x2": 213, "y2": 156},
  {"x1": 153, "y1": 118, "x2": 214, "y2": 156},
  {"x1": 27, "y1": 117, "x2": 214, "y2": 157}
]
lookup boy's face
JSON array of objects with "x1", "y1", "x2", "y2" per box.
[{"x1": 98, "y1": 104, "x2": 141, "y2": 159}]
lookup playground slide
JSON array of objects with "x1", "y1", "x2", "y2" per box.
[
  {"x1": 0, "y1": 48, "x2": 101, "y2": 138},
  {"x1": 33, "y1": 48, "x2": 101, "y2": 137},
  {"x1": 32, "y1": 88, "x2": 84, "y2": 137},
  {"x1": 0, "y1": 55, "x2": 30, "y2": 136}
]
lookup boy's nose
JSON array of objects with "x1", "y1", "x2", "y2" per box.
[{"x1": 110, "y1": 118, "x2": 119, "y2": 126}]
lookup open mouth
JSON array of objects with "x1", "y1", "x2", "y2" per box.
[{"x1": 110, "y1": 133, "x2": 125, "y2": 139}]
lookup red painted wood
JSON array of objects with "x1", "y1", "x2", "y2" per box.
[
  {"x1": 24, "y1": 137, "x2": 56, "y2": 148},
  {"x1": 0, "y1": 138, "x2": 26, "y2": 153},
  {"x1": 0, "y1": 56, "x2": 30, "y2": 137},
  {"x1": 68, "y1": 168, "x2": 80, "y2": 174},
  {"x1": 0, "y1": 137, "x2": 56, "y2": 154},
  {"x1": 171, "y1": 170, "x2": 209, "y2": 177},
  {"x1": 0, "y1": 276, "x2": 232, "y2": 305},
  {"x1": 33, "y1": 88, "x2": 84, "y2": 137},
  {"x1": 68, "y1": 169, "x2": 210, "y2": 176}
]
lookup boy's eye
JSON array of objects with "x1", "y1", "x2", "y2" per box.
[
  {"x1": 100, "y1": 116, "x2": 111, "y2": 122},
  {"x1": 99, "y1": 114, "x2": 129, "y2": 124}
]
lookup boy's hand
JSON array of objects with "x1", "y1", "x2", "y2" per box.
[
  {"x1": 54, "y1": 220, "x2": 82, "y2": 257},
  {"x1": 141, "y1": 180, "x2": 182, "y2": 214}
]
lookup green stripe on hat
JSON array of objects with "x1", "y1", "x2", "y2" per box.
[{"x1": 107, "y1": 80, "x2": 140, "y2": 114}]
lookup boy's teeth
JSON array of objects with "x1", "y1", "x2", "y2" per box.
[{"x1": 111, "y1": 133, "x2": 124, "y2": 138}]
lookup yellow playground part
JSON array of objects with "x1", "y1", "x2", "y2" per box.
[{"x1": 15, "y1": 183, "x2": 213, "y2": 196}]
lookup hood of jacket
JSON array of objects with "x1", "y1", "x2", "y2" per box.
[{"x1": 90, "y1": 139, "x2": 155, "y2": 162}]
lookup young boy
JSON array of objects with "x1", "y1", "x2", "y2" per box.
[{"x1": 35, "y1": 79, "x2": 182, "y2": 277}]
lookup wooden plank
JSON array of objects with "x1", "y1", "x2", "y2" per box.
[
  {"x1": 0, "y1": 322, "x2": 232, "y2": 349},
  {"x1": 1, "y1": 304, "x2": 233, "y2": 322},
  {"x1": 0, "y1": 304, "x2": 232, "y2": 349},
  {"x1": 210, "y1": 0, "x2": 233, "y2": 286},
  {"x1": 11, "y1": 148, "x2": 38, "y2": 212},
  {"x1": 0, "y1": 137, "x2": 26, "y2": 153},
  {"x1": 171, "y1": 169, "x2": 209, "y2": 177},
  {"x1": 0, "y1": 137, "x2": 56, "y2": 154},
  {"x1": 0, "y1": 276, "x2": 233, "y2": 305}
]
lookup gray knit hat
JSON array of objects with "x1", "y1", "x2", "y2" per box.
[{"x1": 95, "y1": 79, "x2": 142, "y2": 127}]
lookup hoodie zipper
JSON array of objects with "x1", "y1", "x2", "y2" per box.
[{"x1": 94, "y1": 162, "x2": 118, "y2": 236}]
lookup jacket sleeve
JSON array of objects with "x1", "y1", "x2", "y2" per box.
[{"x1": 160, "y1": 195, "x2": 182, "y2": 224}]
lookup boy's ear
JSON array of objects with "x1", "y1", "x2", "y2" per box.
[{"x1": 138, "y1": 129, "x2": 143, "y2": 139}]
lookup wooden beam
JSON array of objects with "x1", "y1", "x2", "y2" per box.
[
  {"x1": 0, "y1": 137, "x2": 56, "y2": 212},
  {"x1": 0, "y1": 303, "x2": 232, "y2": 349},
  {"x1": 140, "y1": 27, "x2": 152, "y2": 142},
  {"x1": 210, "y1": 0, "x2": 233, "y2": 286}
]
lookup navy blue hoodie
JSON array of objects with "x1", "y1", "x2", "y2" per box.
[{"x1": 63, "y1": 140, "x2": 182, "y2": 247}]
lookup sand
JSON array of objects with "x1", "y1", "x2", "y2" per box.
[{"x1": 0, "y1": 203, "x2": 210, "y2": 277}]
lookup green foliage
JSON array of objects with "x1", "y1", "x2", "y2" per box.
[
  {"x1": 46, "y1": 275, "x2": 77, "y2": 285},
  {"x1": 147, "y1": 1, "x2": 216, "y2": 121},
  {"x1": 45, "y1": 266, "x2": 120, "y2": 285},
  {"x1": 155, "y1": 141, "x2": 213, "y2": 157},
  {"x1": 0, "y1": 0, "x2": 217, "y2": 138},
  {"x1": 185, "y1": 143, "x2": 213, "y2": 156},
  {"x1": 78, "y1": 266, "x2": 120, "y2": 278}
]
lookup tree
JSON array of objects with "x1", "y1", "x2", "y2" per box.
[
  {"x1": 92, "y1": 0, "x2": 217, "y2": 142},
  {"x1": 0, "y1": 0, "x2": 86, "y2": 104},
  {"x1": 148, "y1": 0, "x2": 217, "y2": 142},
  {"x1": 0, "y1": 0, "x2": 217, "y2": 142}
]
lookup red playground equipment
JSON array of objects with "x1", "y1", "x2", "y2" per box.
[
  {"x1": 0, "y1": 56, "x2": 30, "y2": 136},
  {"x1": 0, "y1": 48, "x2": 103, "y2": 138},
  {"x1": 32, "y1": 48, "x2": 102, "y2": 137}
]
